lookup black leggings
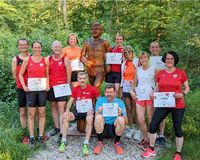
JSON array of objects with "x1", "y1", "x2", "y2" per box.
[{"x1": 149, "y1": 108, "x2": 185, "y2": 138}]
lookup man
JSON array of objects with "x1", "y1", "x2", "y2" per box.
[
  {"x1": 12, "y1": 38, "x2": 29, "y2": 144},
  {"x1": 149, "y1": 41, "x2": 166, "y2": 147},
  {"x1": 81, "y1": 22, "x2": 110, "y2": 92},
  {"x1": 58, "y1": 72, "x2": 99, "y2": 155},
  {"x1": 105, "y1": 34, "x2": 124, "y2": 97},
  {"x1": 93, "y1": 84, "x2": 128, "y2": 155}
]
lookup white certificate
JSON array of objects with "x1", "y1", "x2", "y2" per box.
[
  {"x1": 53, "y1": 84, "x2": 71, "y2": 98},
  {"x1": 76, "y1": 99, "x2": 93, "y2": 113},
  {"x1": 102, "y1": 103, "x2": 118, "y2": 117},
  {"x1": 135, "y1": 85, "x2": 152, "y2": 100},
  {"x1": 70, "y1": 59, "x2": 84, "y2": 71},
  {"x1": 106, "y1": 52, "x2": 122, "y2": 64},
  {"x1": 28, "y1": 78, "x2": 46, "y2": 91},
  {"x1": 122, "y1": 80, "x2": 133, "y2": 93},
  {"x1": 150, "y1": 56, "x2": 165, "y2": 70},
  {"x1": 154, "y1": 92, "x2": 175, "y2": 107}
]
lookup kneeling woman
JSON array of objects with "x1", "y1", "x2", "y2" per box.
[{"x1": 19, "y1": 41, "x2": 49, "y2": 148}]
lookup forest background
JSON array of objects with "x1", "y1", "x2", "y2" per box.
[{"x1": 0, "y1": 0, "x2": 200, "y2": 159}]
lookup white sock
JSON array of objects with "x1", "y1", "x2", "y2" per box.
[
  {"x1": 62, "y1": 138, "x2": 67, "y2": 143},
  {"x1": 84, "y1": 139, "x2": 89, "y2": 144}
]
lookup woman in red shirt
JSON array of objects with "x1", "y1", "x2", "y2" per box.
[
  {"x1": 46, "y1": 40, "x2": 71, "y2": 144},
  {"x1": 19, "y1": 41, "x2": 49, "y2": 149},
  {"x1": 141, "y1": 51, "x2": 190, "y2": 160}
]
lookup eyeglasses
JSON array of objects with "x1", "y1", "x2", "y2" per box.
[{"x1": 124, "y1": 51, "x2": 132, "y2": 54}]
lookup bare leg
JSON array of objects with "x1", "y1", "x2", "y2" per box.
[
  {"x1": 57, "y1": 101, "x2": 66, "y2": 134},
  {"x1": 28, "y1": 107, "x2": 36, "y2": 137},
  {"x1": 38, "y1": 107, "x2": 46, "y2": 136},
  {"x1": 51, "y1": 101, "x2": 59, "y2": 129},
  {"x1": 114, "y1": 83, "x2": 120, "y2": 97},
  {"x1": 62, "y1": 112, "x2": 75, "y2": 140},
  {"x1": 124, "y1": 97, "x2": 134, "y2": 125},
  {"x1": 85, "y1": 112, "x2": 94, "y2": 140},
  {"x1": 94, "y1": 114, "x2": 104, "y2": 134},
  {"x1": 19, "y1": 107, "x2": 27, "y2": 128},
  {"x1": 114, "y1": 117, "x2": 126, "y2": 136},
  {"x1": 94, "y1": 72, "x2": 105, "y2": 93}
]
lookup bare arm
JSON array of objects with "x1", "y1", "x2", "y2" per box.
[
  {"x1": 81, "y1": 40, "x2": 88, "y2": 64},
  {"x1": 183, "y1": 80, "x2": 190, "y2": 95},
  {"x1": 11, "y1": 57, "x2": 17, "y2": 80},
  {"x1": 19, "y1": 57, "x2": 29, "y2": 92},
  {"x1": 64, "y1": 57, "x2": 71, "y2": 84},
  {"x1": 45, "y1": 57, "x2": 50, "y2": 91}
]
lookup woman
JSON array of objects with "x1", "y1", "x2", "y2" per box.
[
  {"x1": 130, "y1": 52, "x2": 157, "y2": 150},
  {"x1": 46, "y1": 41, "x2": 71, "y2": 144},
  {"x1": 19, "y1": 41, "x2": 49, "y2": 148},
  {"x1": 120, "y1": 45, "x2": 138, "y2": 138},
  {"x1": 62, "y1": 33, "x2": 84, "y2": 87},
  {"x1": 141, "y1": 51, "x2": 190, "y2": 160}
]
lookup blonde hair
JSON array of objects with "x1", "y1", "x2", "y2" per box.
[{"x1": 67, "y1": 33, "x2": 79, "y2": 45}]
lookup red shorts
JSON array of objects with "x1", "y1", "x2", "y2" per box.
[{"x1": 136, "y1": 100, "x2": 153, "y2": 107}]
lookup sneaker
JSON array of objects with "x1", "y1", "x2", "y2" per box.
[
  {"x1": 49, "y1": 128, "x2": 60, "y2": 137},
  {"x1": 82, "y1": 144, "x2": 89, "y2": 156},
  {"x1": 29, "y1": 137, "x2": 36, "y2": 149},
  {"x1": 141, "y1": 147, "x2": 156, "y2": 158},
  {"x1": 137, "y1": 139, "x2": 149, "y2": 151},
  {"x1": 22, "y1": 136, "x2": 29, "y2": 145},
  {"x1": 57, "y1": 135, "x2": 62, "y2": 146},
  {"x1": 114, "y1": 142, "x2": 124, "y2": 154},
  {"x1": 58, "y1": 141, "x2": 67, "y2": 153},
  {"x1": 173, "y1": 153, "x2": 182, "y2": 160},
  {"x1": 156, "y1": 136, "x2": 166, "y2": 148},
  {"x1": 93, "y1": 141, "x2": 104, "y2": 154},
  {"x1": 38, "y1": 137, "x2": 46, "y2": 149}
]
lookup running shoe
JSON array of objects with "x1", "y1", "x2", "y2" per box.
[
  {"x1": 137, "y1": 139, "x2": 149, "y2": 151},
  {"x1": 29, "y1": 137, "x2": 36, "y2": 149},
  {"x1": 38, "y1": 137, "x2": 46, "y2": 149},
  {"x1": 141, "y1": 147, "x2": 156, "y2": 158},
  {"x1": 57, "y1": 134, "x2": 62, "y2": 146},
  {"x1": 58, "y1": 141, "x2": 67, "y2": 153},
  {"x1": 173, "y1": 153, "x2": 182, "y2": 160},
  {"x1": 49, "y1": 128, "x2": 60, "y2": 136},
  {"x1": 93, "y1": 141, "x2": 104, "y2": 154},
  {"x1": 82, "y1": 144, "x2": 89, "y2": 156},
  {"x1": 114, "y1": 142, "x2": 124, "y2": 154},
  {"x1": 156, "y1": 136, "x2": 166, "y2": 148},
  {"x1": 22, "y1": 136, "x2": 29, "y2": 145}
]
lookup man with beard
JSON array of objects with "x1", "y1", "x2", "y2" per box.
[
  {"x1": 93, "y1": 84, "x2": 128, "y2": 155},
  {"x1": 81, "y1": 22, "x2": 110, "y2": 92},
  {"x1": 58, "y1": 72, "x2": 99, "y2": 156}
]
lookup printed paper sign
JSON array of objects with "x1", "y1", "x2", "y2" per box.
[
  {"x1": 76, "y1": 99, "x2": 93, "y2": 113},
  {"x1": 106, "y1": 52, "x2": 122, "y2": 64},
  {"x1": 122, "y1": 80, "x2": 133, "y2": 93},
  {"x1": 28, "y1": 78, "x2": 46, "y2": 91},
  {"x1": 102, "y1": 103, "x2": 118, "y2": 117},
  {"x1": 135, "y1": 85, "x2": 152, "y2": 100},
  {"x1": 154, "y1": 92, "x2": 175, "y2": 107},
  {"x1": 150, "y1": 56, "x2": 165, "y2": 70},
  {"x1": 53, "y1": 84, "x2": 71, "y2": 98}
]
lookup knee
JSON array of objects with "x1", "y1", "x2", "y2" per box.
[
  {"x1": 62, "y1": 112, "x2": 70, "y2": 123},
  {"x1": 20, "y1": 109, "x2": 26, "y2": 117},
  {"x1": 115, "y1": 117, "x2": 125, "y2": 127},
  {"x1": 38, "y1": 110, "x2": 46, "y2": 118},
  {"x1": 86, "y1": 115, "x2": 94, "y2": 125},
  {"x1": 94, "y1": 114, "x2": 103, "y2": 124},
  {"x1": 174, "y1": 127, "x2": 183, "y2": 138},
  {"x1": 28, "y1": 111, "x2": 35, "y2": 119},
  {"x1": 137, "y1": 117, "x2": 145, "y2": 125},
  {"x1": 149, "y1": 122, "x2": 159, "y2": 134}
]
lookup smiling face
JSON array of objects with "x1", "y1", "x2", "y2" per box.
[
  {"x1": 32, "y1": 42, "x2": 42, "y2": 56},
  {"x1": 104, "y1": 87, "x2": 115, "y2": 102},
  {"x1": 139, "y1": 54, "x2": 149, "y2": 66},
  {"x1": 124, "y1": 50, "x2": 133, "y2": 61},
  {"x1": 18, "y1": 40, "x2": 29, "y2": 53},
  {"x1": 150, "y1": 42, "x2": 161, "y2": 56},
  {"x1": 78, "y1": 74, "x2": 87, "y2": 88},
  {"x1": 115, "y1": 35, "x2": 123, "y2": 47},
  {"x1": 165, "y1": 53, "x2": 175, "y2": 68},
  {"x1": 91, "y1": 24, "x2": 102, "y2": 38},
  {"x1": 68, "y1": 35, "x2": 77, "y2": 46},
  {"x1": 52, "y1": 42, "x2": 62, "y2": 55}
]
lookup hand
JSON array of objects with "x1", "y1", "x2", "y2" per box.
[
  {"x1": 174, "y1": 93, "x2": 184, "y2": 99},
  {"x1": 105, "y1": 65, "x2": 111, "y2": 73},
  {"x1": 23, "y1": 86, "x2": 30, "y2": 92},
  {"x1": 87, "y1": 110, "x2": 94, "y2": 116},
  {"x1": 45, "y1": 86, "x2": 50, "y2": 91},
  {"x1": 150, "y1": 91, "x2": 156, "y2": 99},
  {"x1": 118, "y1": 107, "x2": 122, "y2": 116},
  {"x1": 130, "y1": 90, "x2": 137, "y2": 99},
  {"x1": 98, "y1": 106, "x2": 103, "y2": 114}
]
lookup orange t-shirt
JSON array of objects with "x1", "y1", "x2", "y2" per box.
[
  {"x1": 123, "y1": 61, "x2": 136, "y2": 80},
  {"x1": 62, "y1": 46, "x2": 82, "y2": 60}
]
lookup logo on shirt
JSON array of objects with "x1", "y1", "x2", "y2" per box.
[
  {"x1": 82, "y1": 92, "x2": 91, "y2": 95},
  {"x1": 173, "y1": 74, "x2": 178, "y2": 78},
  {"x1": 40, "y1": 63, "x2": 44, "y2": 67},
  {"x1": 58, "y1": 61, "x2": 62, "y2": 66}
]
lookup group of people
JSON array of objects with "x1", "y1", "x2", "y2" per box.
[{"x1": 12, "y1": 22, "x2": 190, "y2": 160}]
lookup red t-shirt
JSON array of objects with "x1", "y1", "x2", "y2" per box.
[
  {"x1": 71, "y1": 84, "x2": 99, "y2": 100},
  {"x1": 49, "y1": 55, "x2": 66, "y2": 88},
  {"x1": 16, "y1": 56, "x2": 28, "y2": 89},
  {"x1": 156, "y1": 68, "x2": 188, "y2": 108},
  {"x1": 110, "y1": 46, "x2": 123, "y2": 72},
  {"x1": 27, "y1": 56, "x2": 46, "y2": 78}
]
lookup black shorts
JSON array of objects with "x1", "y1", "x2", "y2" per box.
[
  {"x1": 105, "y1": 71, "x2": 121, "y2": 83},
  {"x1": 26, "y1": 91, "x2": 47, "y2": 107},
  {"x1": 47, "y1": 88, "x2": 66, "y2": 102},
  {"x1": 71, "y1": 70, "x2": 84, "y2": 82},
  {"x1": 17, "y1": 88, "x2": 27, "y2": 107},
  {"x1": 123, "y1": 92, "x2": 131, "y2": 98},
  {"x1": 102, "y1": 124, "x2": 116, "y2": 138},
  {"x1": 72, "y1": 109, "x2": 87, "y2": 120}
]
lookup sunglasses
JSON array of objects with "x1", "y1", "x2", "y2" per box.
[{"x1": 124, "y1": 51, "x2": 132, "y2": 54}]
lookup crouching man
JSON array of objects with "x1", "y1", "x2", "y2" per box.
[
  {"x1": 58, "y1": 72, "x2": 99, "y2": 155},
  {"x1": 93, "y1": 84, "x2": 128, "y2": 155}
]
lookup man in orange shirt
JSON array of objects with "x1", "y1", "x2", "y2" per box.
[{"x1": 81, "y1": 22, "x2": 110, "y2": 92}]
